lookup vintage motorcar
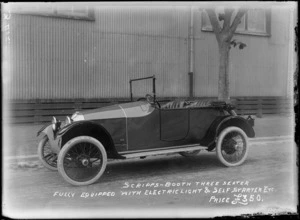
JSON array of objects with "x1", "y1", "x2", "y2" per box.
[{"x1": 37, "y1": 75, "x2": 255, "y2": 186}]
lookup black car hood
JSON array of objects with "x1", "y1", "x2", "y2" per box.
[{"x1": 80, "y1": 101, "x2": 154, "y2": 120}]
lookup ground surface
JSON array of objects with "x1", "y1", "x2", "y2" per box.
[{"x1": 3, "y1": 139, "x2": 297, "y2": 218}]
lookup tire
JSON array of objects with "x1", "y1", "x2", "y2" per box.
[
  {"x1": 216, "y1": 126, "x2": 249, "y2": 167},
  {"x1": 37, "y1": 136, "x2": 58, "y2": 171},
  {"x1": 57, "y1": 136, "x2": 107, "y2": 186},
  {"x1": 179, "y1": 150, "x2": 200, "y2": 157}
]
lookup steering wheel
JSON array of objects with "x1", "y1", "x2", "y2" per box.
[
  {"x1": 145, "y1": 94, "x2": 154, "y2": 103},
  {"x1": 145, "y1": 94, "x2": 160, "y2": 108}
]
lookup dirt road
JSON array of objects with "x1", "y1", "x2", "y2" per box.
[{"x1": 3, "y1": 140, "x2": 297, "y2": 218}]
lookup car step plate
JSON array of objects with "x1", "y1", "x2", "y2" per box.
[{"x1": 121, "y1": 144, "x2": 208, "y2": 159}]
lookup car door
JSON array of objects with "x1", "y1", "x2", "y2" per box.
[
  {"x1": 125, "y1": 103, "x2": 161, "y2": 151},
  {"x1": 160, "y1": 108, "x2": 189, "y2": 141}
]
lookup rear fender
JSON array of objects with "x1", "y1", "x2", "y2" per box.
[
  {"x1": 216, "y1": 116, "x2": 255, "y2": 138},
  {"x1": 200, "y1": 115, "x2": 255, "y2": 151},
  {"x1": 58, "y1": 121, "x2": 124, "y2": 159}
]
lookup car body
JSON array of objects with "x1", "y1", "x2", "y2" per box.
[{"x1": 37, "y1": 75, "x2": 255, "y2": 186}]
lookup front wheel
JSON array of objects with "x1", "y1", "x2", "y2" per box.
[
  {"x1": 216, "y1": 127, "x2": 249, "y2": 167},
  {"x1": 57, "y1": 136, "x2": 107, "y2": 186},
  {"x1": 38, "y1": 136, "x2": 58, "y2": 171}
]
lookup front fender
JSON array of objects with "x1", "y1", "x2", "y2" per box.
[
  {"x1": 58, "y1": 121, "x2": 124, "y2": 159},
  {"x1": 37, "y1": 123, "x2": 51, "y2": 137},
  {"x1": 37, "y1": 124, "x2": 61, "y2": 154},
  {"x1": 200, "y1": 115, "x2": 255, "y2": 151}
]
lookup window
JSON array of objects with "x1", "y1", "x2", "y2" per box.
[
  {"x1": 202, "y1": 8, "x2": 271, "y2": 36},
  {"x1": 9, "y1": 4, "x2": 95, "y2": 21}
]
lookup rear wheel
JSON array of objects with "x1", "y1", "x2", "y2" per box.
[
  {"x1": 38, "y1": 136, "x2": 58, "y2": 171},
  {"x1": 57, "y1": 136, "x2": 107, "y2": 186},
  {"x1": 216, "y1": 127, "x2": 248, "y2": 167},
  {"x1": 179, "y1": 150, "x2": 200, "y2": 157}
]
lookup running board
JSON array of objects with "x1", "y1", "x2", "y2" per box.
[{"x1": 121, "y1": 144, "x2": 208, "y2": 159}]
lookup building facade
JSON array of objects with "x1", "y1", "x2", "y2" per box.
[{"x1": 2, "y1": 3, "x2": 296, "y2": 101}]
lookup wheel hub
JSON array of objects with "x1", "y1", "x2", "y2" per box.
[
  {"x1": 234, "y1": 144, "x2": 243, "y2": 151},
  {"x1": 81, "y1": 158, "x2": 89, "y2": 166},
  {"x1": 223, "y1": 139, "x2": 238, "y2": 154},
  {"x1": 76, "y1": 154, "x2": 90, "y2": 167}
]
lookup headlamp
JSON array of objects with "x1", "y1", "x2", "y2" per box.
[
  {"x1": 52, "y1": 117, "x2": 57, "y2": 131},
  {"x1": 65, "y1": 116, "x2": 71, "y2": 125},
  {"x1": 51, "y1": 116, "x2": 61, "y2": 132}
]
